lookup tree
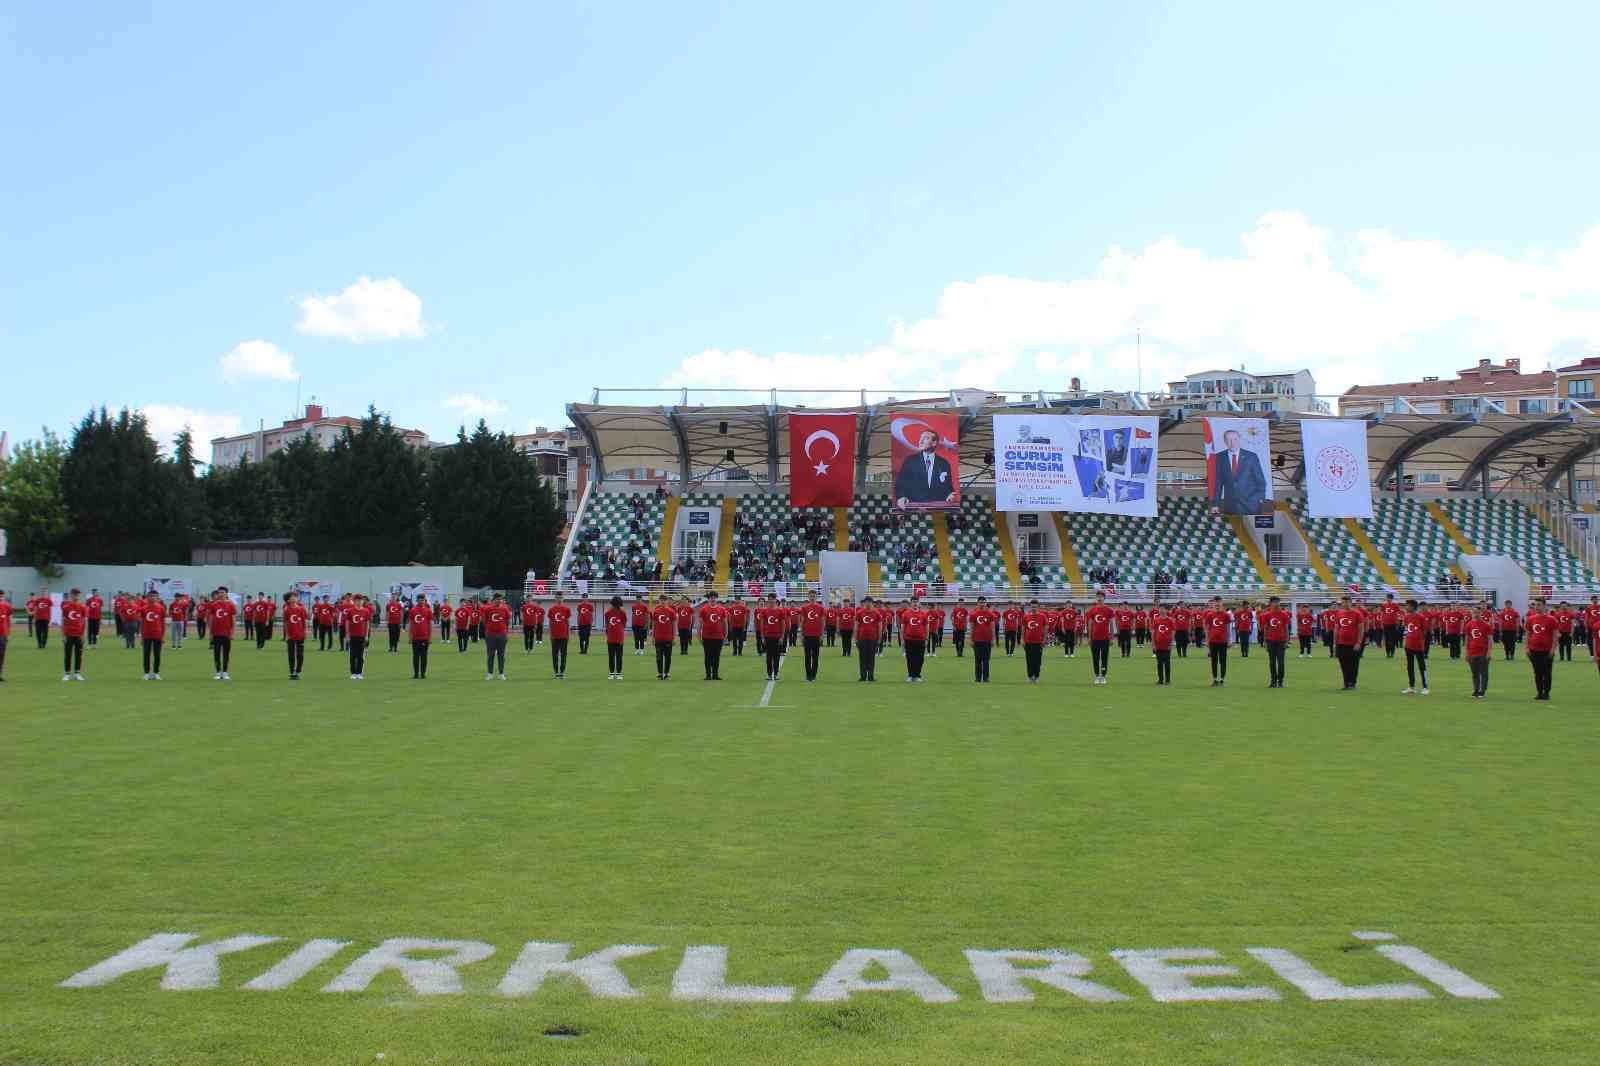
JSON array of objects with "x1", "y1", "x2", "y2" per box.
[
  {"x1": 60, "y1": 407, "x2": 185, "y2": 563},
  {"x1": 168, "y1": 428, "x2": 211, "y2": 551},
  {"x1": 202, "y1": 455, "x2": 281, "y2": 540},
  {"x1": 297, "y1": 408, "x2": 426, "y2": 564},
  {"x1": 425, "y1": 420, "x2": 561, "y2": 586},
  {"x1": 0, "y1": 430, "x2": 72, "y2": 569}
]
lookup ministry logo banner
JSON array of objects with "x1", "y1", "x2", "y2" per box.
[
  {"x1": 1301, "y1": 418, "x2": 1373, "y2": 519},
  {"x1": 994, "y1": 415, "x2": 1159, "y2": 517}
]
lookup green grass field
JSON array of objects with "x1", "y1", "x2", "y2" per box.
[{"x1": 4, "y1": 630, "x2": 1598, "y2": 1065}]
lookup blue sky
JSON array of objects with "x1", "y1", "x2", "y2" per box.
[{"x1": 5, "y1": 1, "x2": 1600, "y2": 460}]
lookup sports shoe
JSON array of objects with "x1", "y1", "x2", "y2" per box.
[
  {"x1": 485, "y1": 673, "x2": 494, "y2": 681},
  {"x1": 143, "y1": 673, "x2": 152, "y2": 681},
  {"x1": 498, "y1": 673, "x2": 507, "y2": 681},
  {"x1": 1402, "y1": 688, "x2": 1414, "y2": 694},
  {"x1": 63, "y1": 674, "x2": 73, "y2": 682},
  {"x1": 153, "y1": 674, "x2": 161, "y2": 681},
  {"x1": 222, "y1": 672, "x2": 231, "y2": 680},
  {"x1": 1420, "y1": 687, "x2": 1429, "y2": 695}
]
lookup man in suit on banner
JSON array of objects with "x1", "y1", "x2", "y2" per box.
[
  {"x1": 1211, "y1": 428, "x2": 1267, "y2": 515},
  {"x1": 895, "y1": 428, "x2": 956, "y2": 508}
]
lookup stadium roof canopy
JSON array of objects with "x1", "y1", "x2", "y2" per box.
[{"x1": 567, "y1": 389, "x2": 1600, "y2": 496}]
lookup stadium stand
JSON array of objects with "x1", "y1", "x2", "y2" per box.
[
  {"x1": 848, "y1": 494, "x2": 939, "y2": 591},
  {"x1": 1365, "y1": 497, "x2": 1467, "y2": 594},
  {"x1": 566, "y1": 489, "x2": 667, "y2": 583},
  {"x1": 1287, "y1": 498, "x2": 1385, "y2": 590},
  {"x1": 729, "y1": 493, "x2": 835, "y2": 586},
  {"x1": 1066, "y1": 497, "x2": 1257, "y2": 591},
  {"x1": 1437, "y1": 497, "x2": 1594, "y2": 587},
  {"x1": 947, "y1": 495, "x2": 1009, "y2": 589}
]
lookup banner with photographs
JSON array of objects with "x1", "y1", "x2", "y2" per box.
[
  {"x1": 993, "y1": 414, "x2": 1159, "y2": 516},
  {"x1": 889, "y1": 411, "x2": 960, "y2": 511},
  {"x1": 1203, "y1": 417, "x2": 1273, "y2": 515},
  {"x1": 292, "y1": 579, "x2": 342, "y2": 604}
]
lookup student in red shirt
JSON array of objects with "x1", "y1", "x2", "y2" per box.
[
  {"x1": 312, "y1": 597, "x2": 334, "y2": 651},
  {"x1": 482, "y1": 594, "x2": 512, "y2": 680},
  {"x1": 1021, "y1": 600, "x2": 1049, "y2": 683},
  {"x1": 901, "y1": 602, "x2": 929, "y2": 682},
  {"x1": 130, "y1": 592, "x2": 160, "y2": 678},
  {"x1": 854, "y1": 599, "x2": 881, "y2": 681},
  {"x1": 604, "y1": 595, "x2": 629, "y2": 680},
  {"x1": 280, "y1": 592, "x2": 309, "y2": 680},
  {"x1": 437, "y1": 595, "x2": 452, "y2": 643},
  {"x1": 575, "y1": 595, "x2": 596, "y2": 655},
  {"x1": 409, "y1": 595, "x2": 434, "y2": 679},
  {"x1": 84, "y1": 589, "x2": 104, "y2": 646},
  {"x1": 522, "y1": 598, "x2": 543, "y2": 654},
  {"x1": 1114, "y1": 604, "x2": 1136, "y2": 658},
  {"x1": 1525, "y1": 597, "x2": 1557, "y2": 701},
  {"x1": 1084, "y1": 592, "x2": 1114, "y2": 684},
  {"x1": 652, "y1": 595, "x2": 680, "y2": 680},
  {"x1": 0, "y1": 590, "x2": 11, "y2": 681},
  {"x1": 629, "y1": 596, "x2": 650, "y2": 655},
  {"x1": 385, "y1": 596, "x2": 405, "y2": 653},
  {"x1": 1132, "y1": 607, "x2": 1149, "y2": 648},
  {"x1": 756, "y1": 595, "x2": 787, "y2": 681},
  {"x1": 948, "y1": 602, "x2": 969, "y2": 658},
  {"x1": 1294, "y1": 603, "x2": 1316, "y2": 658},
  {"x1": 1496, "y1": 601, "x2": 1521, "y2": 661},
  {"x1": 1169, "y1": 602, "x2": 1190, "y2": 659},
  {"x1": 121, "y1": 593, "x2": 144, "y2": 649},
  {"x1": 1150, "y1": 606, "x2": 1175, "y2": 685},
  {"x1": 1258, "y1": 596, "x2": 1291, "y2": 687},
  {"x1": 800, "y1": 592, "x2": 826, "y2": 682},
  {"x1": 1333, "y1": 595, "x2": 1366, "y2": 690},
  {"x1": 1201, "y1": 596, "x2": 1232, "y2": 686},
  {"x1": 787, "y1": 603, "x2": 802, "y2": 650},
  {"x1": 30, "y1": 590, "x2": 54, "y2": 649},
  {"x1": 1582, "y1": 596, "x2": 1600, "y2": 657},
  {"x1": 454, "y1": 601, "x2": 474, "y2": 653},
  {"x1": 1399, "y1": 598, "x2": 1430, "y2": 695},
  {"x1": 1232, "y1": 602, "x2": 1254, "y2": 658},
  {"x1": 209, "y1": 588, "x2": 238, "y2": 679},
  {"x1": 1057, "y1": 602, "x2": 1080, "y2": 659},
  {"x1": 698, "y1": 591, "x2": 728, "y2": 681},
  {"x1": 343, "y1": 594, "x2": 374, "y2": 679},
  {"x1": 1553, "y1": 601, "x2": 1576, "y2": 662},
  {"x1": 60, "y1": 588, "x2": 89, "y2": 680},
  {"x1": 255, "y1": 593, "x2": 277, "y2": 649},
  {"x1": 194, "y1": 593, "x2": 211, "y2": 642},
  {"x1": 1378, "y1": 594, "x2": 1404, "y2": 658},
  {"x1": 1001, "y1": 603, "x2": 1023, "y2": 656},
  {"x1": 1464, "y1": 606, "x2": 1494, "y2": 698},
  {"x1": 728, "y1": 595, "x2": 750, "y2": 657},
  {"x1": 669, "y1": 598, "x2": 690, "y2": 656},
  {"x1": 968, "y1": 596, "x2": 998, "y2": 683},
  {"x1": 547, "y1": 592, "x2": 573, "y2": 678},
  {"x1": 824, "y1": 603, "x2": 839, "y2": 648}
]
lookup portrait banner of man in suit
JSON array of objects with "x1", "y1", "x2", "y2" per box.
[
  {"x1": 1205, "y1": 417, "x2": 1272, "y2": 515},
  {"x1": 890, "y1": 412, "x2": 960, "y2": 511}
]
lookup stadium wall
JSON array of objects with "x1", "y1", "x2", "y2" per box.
[{"x1": 0, "y1": 564, "x2": 465, "y2": 600}]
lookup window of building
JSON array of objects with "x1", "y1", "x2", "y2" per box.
[
  {"x1": 1449, "y1": 398, "x2": 1476, "y2": 414},
  {"x1": 1577, "y1": 479, "x2": 1594, "y2": 494},
  {"x1": 1569, "y1": 378, "x2": 1596, "y2": 399},
  {"x1": 1419, "y1": 472, "x2": 1442, "y2": 484},
  {"x1": 1520, "y1": 398, "x2": 1549, "y2": 414}
]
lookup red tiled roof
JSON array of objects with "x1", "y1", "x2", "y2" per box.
[
  {"x1": 1555, "y1": 356, "x2": 1600, "y2": 374},
  {"x1": 1343, "y1": 370, "x2": 1555, "y2": 398}
]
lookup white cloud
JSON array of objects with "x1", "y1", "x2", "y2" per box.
[
  {"x1": 219, "y1": 339, "x2": 297, "y2": 383},
  {"x1": 444, "y1": 393, "x2": 508, "y2": 420},
  {"x1": 297, "y1": 276, "x2": 428, "y2": 342},
  {"x1": 663, "y1": 212, "x2": 1600, "y2": 399},
  {"x1": 140, "y1": 405, "x2": 243, "y2": 462}
]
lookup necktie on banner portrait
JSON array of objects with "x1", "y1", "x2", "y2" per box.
[
  {"x1": 993, "y1": 414, "x2": 1159, "y2": 516},
  {"x1": 1300, "y1": 418, "x2": 1373, "y2": 518},
  {"x1": 1203, "y1": 417, "x2": 1273, "y2": 516},
  {"x1": 889, "y1": 411, "x2": 961, "y2": 511},
  {"x1": 788, "y1": 413, "x2": 857, "y2": 507}
]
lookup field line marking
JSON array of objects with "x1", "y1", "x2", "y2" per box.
[{"x1": 757, "y1": 651, "x2": 786, "y2": 707}]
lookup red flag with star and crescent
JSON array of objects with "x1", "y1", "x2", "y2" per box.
[{"x1": 789, "y1": 413, "x2": 857, "y2": 507}]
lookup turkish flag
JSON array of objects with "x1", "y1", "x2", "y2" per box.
[{"x1": 789, "y1": 413, "x2": 857, "y2": 507}]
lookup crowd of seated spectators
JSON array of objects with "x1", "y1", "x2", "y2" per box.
[
  {"x1": 728, "y1": 511, "x2": 825, "y2": 585},
  {"x1": 569, "y1": 520, "x2": 662, "y2": 583}
]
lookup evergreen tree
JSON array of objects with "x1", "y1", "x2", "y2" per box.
[
  {"x1": 60, "y1": 408, "x2": 184, "y2": 562},
  {"x1": 298, "y1": 407, "x2": 426, "y2": 564},
  {"x1": 0, "y1": 430, "x2": 73, "y2": 569},
  {"x1": 202, "y1": 455, "x2": 281, "y2": 539},
  {"x1": 426, "y1": 420, "x2": 561, "y2": 586}
]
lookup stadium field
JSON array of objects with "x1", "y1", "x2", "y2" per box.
[{"x1": 4, "y1": 633, "x2": 1598, "y2": 1065}]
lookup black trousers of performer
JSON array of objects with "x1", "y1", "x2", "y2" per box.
[
  {"x1": 1266, "y1": 639, "x2": 1287, "y2": 686},
  {"x1": 37, "y1": 618, "x2": 50, "y2": 649},
  {"x1": 412, "y1": 640, "x2": 429, "y2": 678},
  {"x1": 1447, "y1": 634, "x2": 1461, "y2": 659},
  {"x1": 383, "y1": 623, "x2": 397, "y2": 652},
  {"x1": 825, "y1": 625, "x2": 836, "y2": 648},
  {"x1": 0, "y1": 636, "x2": 7, "y2": 679},
  {"x1": 1501, "y1": 634, "x2": 1517, "y2": 661},
  {"x1": 1024, "y1": 642, "x2": 1043, "y2": 680},
  {"x1": 140, "y1": 638, "x2": 160, "y2": 675},
  {"x1": 1384, "y1": 624, "x2": 1401, "y2": 657},
  {"x1": 1155, "y1": 648, "x2": 1171, "y2": 684},
  {"x1": 787, "y1": 627, "x2": 798, "y2": 649},
  {"x1": 1557, "y1": 635, "x2": 1572, "y2": 661},
  {"x1": 1135, "y1": 629, "x2": 1147, "y2": 647},
  {"x1": 441, "y1": 618, "x2": 451, "y2": 640},
  {"x1": 1004, "y1": 631, "x2": 1018, "y2": 656},
  {"x1": 551, "y1": 638, "x2": 568, "y2": 676},
  {"x1": 655, "y1": 639, "x2": 674, "y2": 678},
  {"x1": 256, "y1": 622, "x2": 272, "y2": 650},
  {"x1": 485, "y1": 635, "x2": 507, "y2": 675},
  {"x1": 1468, "y1": 655, "x2": 1490, "y2": 696},
  {"x1": 338, "y1": 625, "x2": 347, "y2": 651},
  {"x1": 458, "y1": 630, "x2": 471, "y2": 653},
  {"x1": 474, "y1": 623, "x2": 483, "y2": 642},
  {"x1": 1208, "y1": 643, "x2": 1228, "y2": 682},
  {"x1": 533, "y1": 623, "x2": 543, "y2": 643},
  {"x1": 633, "y1": 625, "x2": 647, "y2": 651},
  {"x1": 839, "y1": 630, "x2": 853, "y2": 656},
  {"x1": 244, "y1": 617, "x2": 254, "y2": 641},
  {"x1": 212, "y1": 636, "x2": 232, "y2": 673},
  {"x1": 1175, "y1": 631, "x2": 1189, "y2": 658},
  {"x1": 764, "y1": 639, "x2": 782, "y2": 679},
  {"x1": 1323, "y1": 630, "x2": 1335, "y2": 656},
  {"x1": 952, "y1": 630, "x2": 966, "y2": 657},
  {"x1": 1405, "y1": 648, "x2": 1428, "y2": 689},
  {"x1": 904, "y1": 638, "x2": 926, "y2": 679},
  {"x1": 1117, "y1": 632, "x2": 1133, "y2": 657},
  {"x1": 608, "y1": 642, "x2": 624, "y2": 675},
  {"x1": 731, "y1": 628, "x2": 746, "y2": 656},
  {"x1": 348, "y1": 637, "x2": 367, "y2": 676},
  {"x1": 1336, "y1": 644, "x2": 1361, "y2": 688},
  {"x1": 1061, "y1": 630, "x2": 1077, "y2": 657},
  {"x1": 87, "y1": 618, "x2": 100, "y2": 645},
  {"x1": 286, "y1": 639, "x2": 305, "y2": 677},
  {"x1": 1238, "y1": 632, "x2": 1251, "y2": 658},
  {"x1": 64, "y1": 636, "x2": 84, "y2": 674},
  {"x1": 578, "y1": 624, "x2": 592, "y2": 654},
  {"x1": 858, "y1": 639, "x2": 877, "y2": 681},
  {"x1": 803, "y1": 635, "x2": 821, "y2": 680},
  {"x1": 122, "y1": 619, "x2": 137, "y2": 648},
  {"x1": 1089, "y1": 638, "x2": 1110, "y2": 677},
  {"x1": 196, "y1": 618, "x2": 207, "y2": 640},
  {"x1": 525, "y1": 627, "x2": 537, "y2": 652},
  {"x1": 702, "y1": 638, "x2": 723, "y2": 680},
  {"x1": 1298, "y1": 634, "x2": 1313, "y2": 656},
  {"x1": 316, "y1": 624, "x2": 330, "y2": 651},
  {"x1": 678, "y1": 628, "x2": 692, "y2": 655},
  {"x1": 972, "y1": 640, "x2": 991, "y2": 682},
  {"x1": 1529, "y1": 650, "x2": 1553, "y2": 698}
]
